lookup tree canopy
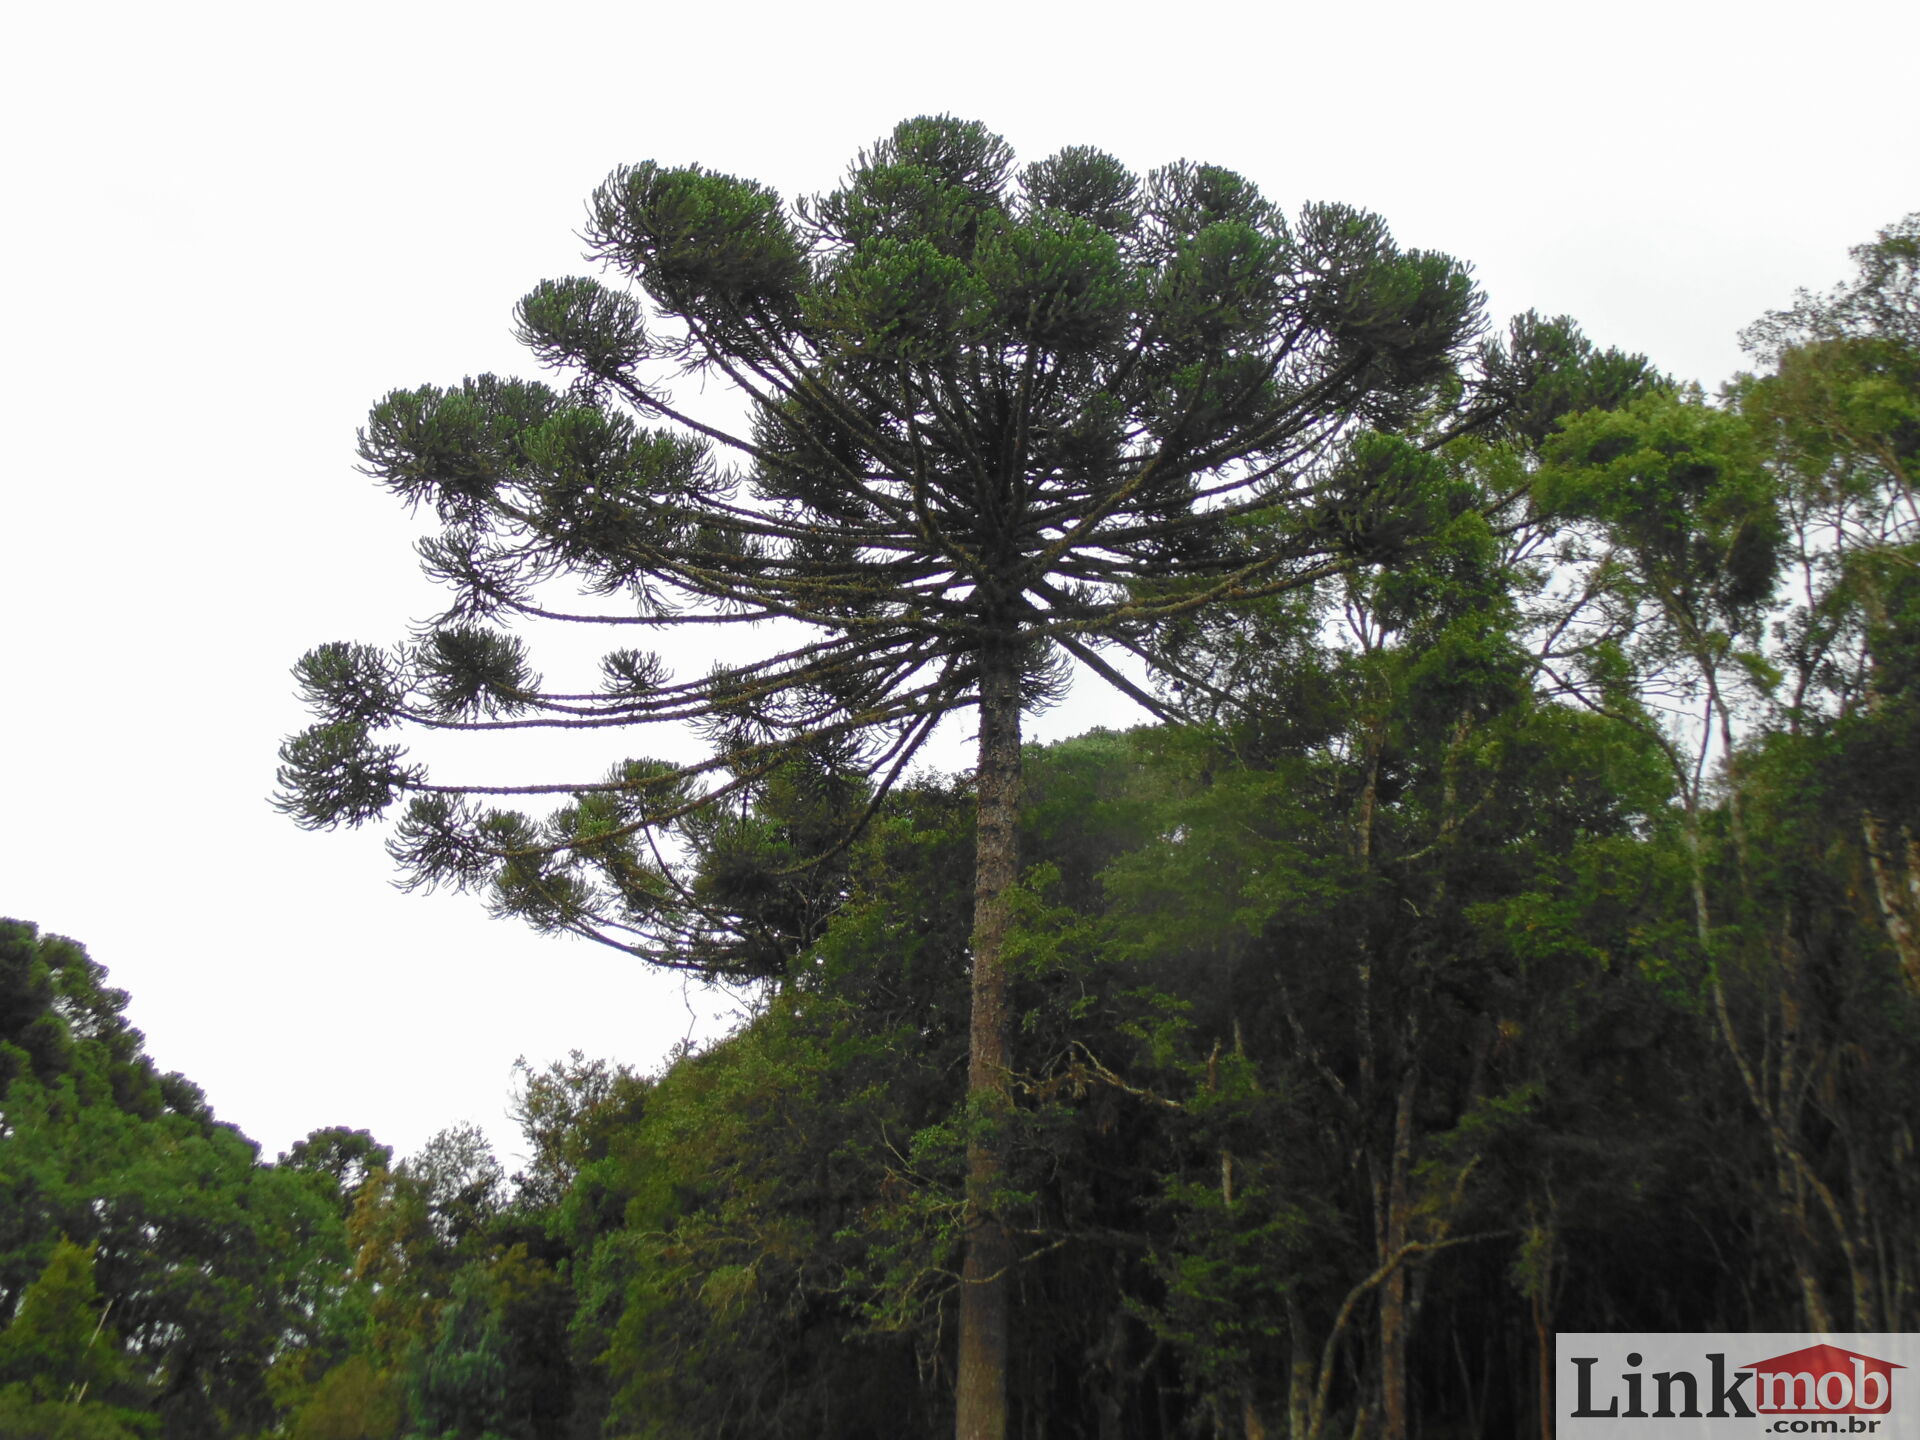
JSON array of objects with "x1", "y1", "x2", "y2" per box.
[
  {"x1": 274, "y1": 116, "x2": 1654, "y2": 1440},
  {"x1": 14, "y1": 202, "x2": 1920, "y2": 1435},
  {"x1": 0, "y1": 921, "x2": 351, "y2": 1440},
  {"x1": 274, "y1": 114, "x2": 1634, "y2": 970}
]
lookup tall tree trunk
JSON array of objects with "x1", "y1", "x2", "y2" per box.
[
  {"x1": 1532, "y1": 1242, "x2": 1554, "y2": 1440},
  {"x1": 1352, "y1": 720, "x2": 1384, "y2": 1101},
  {"x1": 1861, "y1": 810, "x2": 1920, "y2": 991},
  {"x1": 1096, "y1": 1309, "x2": 1128, "y2": 1440},
  {"x1": 1287, "y1": 1297, "x2": 1314, "y2": 1440},
  {"x1": 1690, "y1": 796, "x2": 1855, "y2": 1332},
  {"x1": 957, "y1": 640, "x2": 1022, "y2": 1440},
  {"x1": 1379, "y1": 1068, "x2": 1418, "y2": 1440}
]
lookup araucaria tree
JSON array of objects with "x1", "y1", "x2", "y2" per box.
[{"x1": 278, "y1": 116, "x2": 1587, "y2": 1439}]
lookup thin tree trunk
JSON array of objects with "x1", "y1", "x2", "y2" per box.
[
  {"x1": 1693, "y1": 803, "x2": 1847, "y2": 1331},
  {"x1": 1288, "y1": 1298, "x2": 1314, "y2": 1440},
  {"x1": 1706, "y1": 667, "x2": 1754, "y2": 899},
  {"x1": 1533, "y1": 1255, "x2": 1553, "y2": 1440},
  {"x1": 1096, "y1": 1309, "x2": 1128, "y2": 1440},
  {"x1": 1861, "y1": 810, "x2": 1920, "y2": 991},
  {"x1": 1379, "y1": 1069, "x2": 1418, "y2": 1440},
  {"x1": 957, "y1": 640, "x2": 1022, "y2": 1440},
  {"x1": 1353, "y1": 720, "x2": 1385, "y2": 1105}
]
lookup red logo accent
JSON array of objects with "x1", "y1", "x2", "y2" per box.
[{"x1": 1743, "y1": 1344, "x2": 1903, "y2": 1415}]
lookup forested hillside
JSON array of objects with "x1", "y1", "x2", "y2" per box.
[{"x1": 4, "y1": 184, "x2": 1915, "y2": 1436}]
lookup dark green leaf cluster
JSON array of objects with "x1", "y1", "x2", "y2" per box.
[
  {"x1": 1541, "y1": 394, "x2": 1785, "y2": 620},
  {"x1": 273, "y1": 718, "x2": 420, "y2": 830},
  {"x1": 0, "y1": 922, "x2": 350, "y2": 1440}
]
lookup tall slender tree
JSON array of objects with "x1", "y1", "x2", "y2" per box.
[{"x1": 277, "y1": 115, "x2": 1595, "y2": 1438}]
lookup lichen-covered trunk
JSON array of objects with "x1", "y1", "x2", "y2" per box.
[
  {"x1": 957, "y1": 641, "x2": 1021, "y2": 1440},
  {"x1": 1861, "y1": 810, "x2": 1920, "y2": 993}
]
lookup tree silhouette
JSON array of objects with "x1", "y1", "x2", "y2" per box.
[{"x1": 277, "y1": 115, "x2": 1599, "y2": 1439}]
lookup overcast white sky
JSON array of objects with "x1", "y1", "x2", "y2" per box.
[{"x1": 2, "y1": 0, "x2": 1914, "y2": 1171}]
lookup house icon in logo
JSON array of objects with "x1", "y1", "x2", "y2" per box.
[{"x1": 1744, "y1": 1344, "x2": 1903, "y2": 1415}]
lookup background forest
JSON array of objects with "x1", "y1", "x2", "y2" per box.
[{"x1": 4, "y1": 184, "x2": 1917, "y2": 1440}]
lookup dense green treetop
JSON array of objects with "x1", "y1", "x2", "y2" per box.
[{"x1": 0, "y1": 920, "x2": 352, "y2": 1440}]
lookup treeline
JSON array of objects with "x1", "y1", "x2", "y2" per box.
[{"x1": 4, "y1": 216, "x2": 1917, "y2": 1438}]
